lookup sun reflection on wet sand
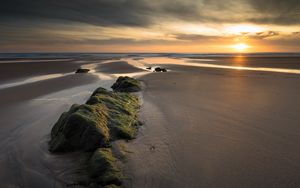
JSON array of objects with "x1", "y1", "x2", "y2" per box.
[
  {"x1": 233, "y1": 55, "x2": 246, "y2": 65},
  {"x1": 0, "y1": 73, "x2": 72, "y2": 89},
  {"x1": 125, "y1": 57, "x2": 300, "y2": 75}
]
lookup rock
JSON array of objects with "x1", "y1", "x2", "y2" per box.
[
  {"x1": 49, "y1": 87, "x2": 140, "y2": 153},
  {"x1": 49, "y1": 104, "x2": 110, "y2": 152},
  {"x1": 146, "y1": 67, "x2": 152, "y2": 70},
  {"x1": 49, "y1": 79, "x2": 141, "y2": 186},
  {"x1": 86, "y1": 88, "x2": 140, "y2": 140},
  {"x1": 149, "y1": 145, "x2": 156, "y2": 151},
  {"x1": 154, "y1": 67, "x2": 167, "y2": 72},
  {"x1": 111, "y1": 76, "x2": 142, "y2": 92},
  {"x1": 88, "y1": 148, "x2": 122, "y2": 186},
  {"x1": 75, "y1": 68, "x2": 90, "y2": 73}
]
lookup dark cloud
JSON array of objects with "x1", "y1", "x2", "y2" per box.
[
  {"x1": 174, "y1": 34, "x2": 223, "y2": 41},
  {"x1": 0, "y1": 0, "x2": 207, "y2": 26},
  {"x1": 0, "y1": 0, "x2": 299, "y2": 52},
  {"x1": 0, "y1": 0, "x2": 153, "y2": 26},
  {"x1": 247, "y1": 0, "x2": 300, "y2": 24},
  {"x1": 1, "y1": 0, "x2": 299, "y2": 27},
  {"x1": 252, "y1": 31, "x2": 280, "y2": 39}
]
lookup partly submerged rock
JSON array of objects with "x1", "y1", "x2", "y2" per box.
[
  {"x1": 49, "y1": 87, "x2": 140, "y2": 153},
  {"x1": 88, "y1": 148, "x2": 122, "y2": 186},
  {"x1": 76, "y1": 68, "x2": 90, "y2": 73},
  {"x1": 154, "y1": 67, "x2": 167, "y2": 72},
  {"x1": 111, "y1": 76, "x2": 142, "y2": 92}
]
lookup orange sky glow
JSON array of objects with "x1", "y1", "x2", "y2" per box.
[{"x1": 1, "y1": 0, "x2": 300, "y2": 53}]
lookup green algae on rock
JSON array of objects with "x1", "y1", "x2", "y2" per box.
[
  {"x1": 111, "y1": 76, "x2": 142, "y2": 92},
  {"x1": 86, "y1": 88, "x2": 140, "y2": 140},
  {"x1": 49, "y1": 77, "x2": 142, "y2": 187},
  {"x1": 88, "y1": 148, "x2": 122, "y2": 186},
  {"x1": 49, "y1": 103, "x2": 110, "y2": 152},
  {"x1": 49, "y1": 87, "x2": 140, "y2": 153}
]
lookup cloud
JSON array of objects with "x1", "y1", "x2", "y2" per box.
[
  {"x1": 247, "y1": 0, "x2": 300, "y2": 24},
  {"x1": 174, "y1": 33, "x2": 223, "y2": 41},
  {"x1": 1, "y1": 0, "x2": 300, "y2": 52},
  {"x1": 247, "y1": 31, "x2": 280, "y2": 39},
  {"x1": 0, "y1": 0, "x2": 209, "y2": 27},
  {"x1": 0, "y1": 0, "x2": 153, "y2": 26},
  {"x1": 1, "y1": 0, "x2": 299, "y2": 27}
]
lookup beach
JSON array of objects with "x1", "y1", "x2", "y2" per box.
[
  {"x1": 124, "y1": 61, "x2": 300, "y2": 187},
  {"x1": 1, "y1": 54, "x2": 300, "y2": 187}
]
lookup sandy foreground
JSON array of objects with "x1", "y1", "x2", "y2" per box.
[{"x1": 0, "y1": 57, "x2": 300, "y2": 187}]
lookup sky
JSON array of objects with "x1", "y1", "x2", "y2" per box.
[{"x1": 0, "y1": 0, "x2": 300, "y2": 53}]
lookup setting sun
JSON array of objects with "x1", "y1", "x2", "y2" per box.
[{"x1": 232, "y1": 43, "x2": 249, "y2": 51}]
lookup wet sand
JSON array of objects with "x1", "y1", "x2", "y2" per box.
[
  {"x1": 188, "y1": 56, "x2": 300, "y2": 70},
  {"x1": 124, "y1": 63, "x2": 300, "y2": 187},
  {"x1": 0, "y1": 58, "x2": 112, "y2": 188},
  {"x1": 0, "y1": 74, "x2": 100, "y2": 106},
  {"x1": 0, "y1": 59, "x2": 78, "y2": 83},
  {"x1": 96, "y1": 60, "x2": 143, "y2": 74},
  {"x1": 1, "y1": 56, "x2": 300, "y2": 187},
  {"x1": 0, "y1": 57, "x2": 145, "y2": 188}
]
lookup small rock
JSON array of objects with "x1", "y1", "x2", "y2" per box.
[
  {"x1": 149, "y1": 145, "x2": 156, "y2": 151},
  {"x1": 146, "y1": 67, "x2": 152, "y2": 70},
  {"x1": 75, "y1": 68, "x2": 90, "y2": 73},
  {"x1": 154, "y1": 67, "x2": 167, "y2": 72}
]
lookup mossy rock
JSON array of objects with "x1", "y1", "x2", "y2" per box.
[
  {"x1": 87, "y1": 88, "x2": 140, "y2": 140},
  {"x1": 49, "y1": 78, "x2": 142, "y2": 186},
  {"x1": 111, "y1": 76, "x2": 142, "y2": 92},
  {"x1": 50, "y1": 87, "x2": 140, "y2": 152},
  {"x1": 88, "y1": 148, "x2": 122, "y2": 186},
  {"x1": 49, "y1": 104, "x2": 110, "y2": 152}
]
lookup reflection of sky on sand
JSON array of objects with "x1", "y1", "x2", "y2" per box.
[
  {"x1": 33, "y1": 80, "x2": 113, "y2": 103},
  {"x1": 3, "y1": 56, "x2": 299, "y2": 91},
  {"x1": 81, "y1": 60, "x2": 150, "y2": 80},
  {"x1": 0, "y1": 59, "x2": 148, "y2": 90},
  {"x1": 0, "y1": 73, "x2": 72, "y2": 89},
  {"x1": 0, "y1": 59, "x2": 73, "y2": 64},
  {"x1": 127, "y1": 57, "x2": 300, "y2": 75}
]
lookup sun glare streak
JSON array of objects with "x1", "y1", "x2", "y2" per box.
[
  {"x1": 232, "y1": 43, "x2": 249, "y2": 51},
  {"x1": 225, "y1": 25, "x2": 264, "y2": 35}
]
